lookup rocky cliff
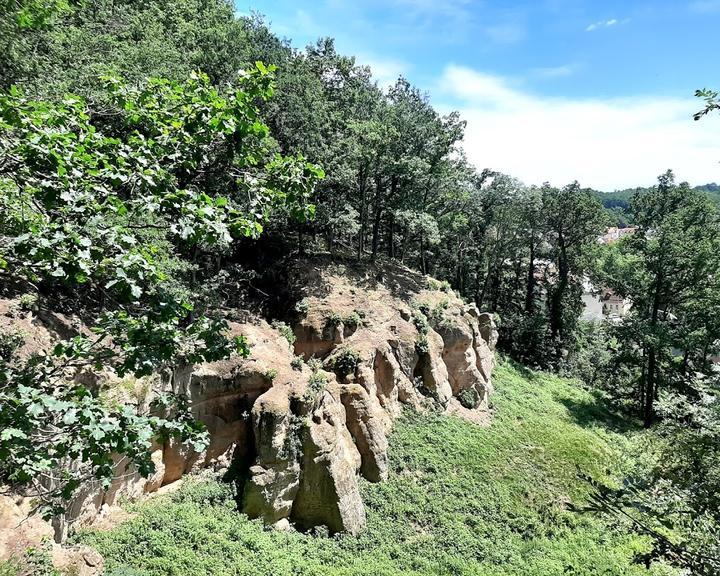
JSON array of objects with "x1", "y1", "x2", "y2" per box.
[{"x1": 0, "y1": 258, "x2": 497, "y2": 550}]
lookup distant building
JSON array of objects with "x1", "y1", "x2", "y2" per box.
[
  {"x1": 600, "y1": 288, "x2": 630, "y2": 318},
  {"x1": 599, "y1": 227, "x2": 637, "y2": 245},
  {"x1": 581, "y1": 279, "x2": 630, "y2": 322}
]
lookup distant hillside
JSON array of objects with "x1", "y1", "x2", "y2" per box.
[{"x1": 592, "y1": 183, "x2": 720, "y2": 226}]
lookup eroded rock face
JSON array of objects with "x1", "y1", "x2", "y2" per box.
[
  {"x1": 0, "y1": 260, "x2": 498, "y2": 545},
  {"x1": 0, "y1": 495, "x2": 54, "y2": 561},
  {"x1": 340, "y1": 383, "x2": 389, "y2": 482},
  {"x1": 243, "y1": 386, "x2": 303, "y2": 524},
  {"x1": 129, "y1": 261, "x2": 497, "y2": 536},
  {"x1": 437, "y1": 320, "x2": 480, "y2": 392},
  {"x1": 416, "y1": 330, "x2": 452, "y2": 405},
  {"x1": 291, "y1": 385, "x2": 365, "y2": 534},
  {"x1": 477, "y1": 312, "x2": 499, "y2": 352}
]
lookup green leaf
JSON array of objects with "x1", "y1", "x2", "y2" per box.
[
  {"x1": 27, "y1": 403, "x2": 44, "y2": 417},
  {"x1": 0, "y1": 428, "x2": 27, "y2": 441}
]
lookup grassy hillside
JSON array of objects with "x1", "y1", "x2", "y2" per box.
[{"x1": 77, "y1": 362, "x2": 677, "y2": 576}]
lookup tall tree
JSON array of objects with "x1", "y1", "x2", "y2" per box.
[
  {"x1": 599, "y1": 171, "x2": 720, "y2": 425},
  {"x1": 542, "y1": 182, "x2": 607, "y2": 344}
]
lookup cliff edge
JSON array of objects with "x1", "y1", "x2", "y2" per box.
[{"x1": 0, "y1": 257, "x2": 497, "y2": 557}]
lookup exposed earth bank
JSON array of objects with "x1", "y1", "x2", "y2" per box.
[{"x1": 1, "y1": 257, "x2": 497, "y2": 571}]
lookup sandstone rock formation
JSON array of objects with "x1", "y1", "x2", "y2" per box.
[{"x1": 0, "y1": 258, "x2": 498, "y2": 549}]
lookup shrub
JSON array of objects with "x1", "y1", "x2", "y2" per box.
[
  {"x1": 304, "y1": 371, "x2": 328, "y2": 405},
  {"x1": 326, "y1": 312, "x2": 342, "y2": 327},
  {"x1": 307, "y1": 357, "x2": 323, "y2": 372},
  {"x1": 411, "y1": 308, "x2": 430, "y2": 335},
  {"x1": 411, "y1": 300, "x2": 452, "y2": 331},
  {"x1": 437, "y1": 313, "x2": 456, "y2": 331},
  {"x1": 330, "y1": 347, "x2": 361, "y2": 379},
  {"x1": 415, "y1": 334, "x2": 429, "y2": 355},
  {"x1": 294, "y1": 298, "x2": 309, "y2": 316},
  {"x1": 264, "y1": 368, "x2": 278, "y2": 382},
  {"x1": 291, "y1": 355, "x2": 304, "y2": 371},
  {"x1": 307, "y1": 372, "x2": 327, "y2": 395},
  {"x1": 343, "y1": 309, "x2": 366, "y2": 328},
  {"x1": 427, "y1": 278, "x2": 452, "y2": 293},
  {"x1": 271, "y1": 320, "x2": 296, "y2": 347},
  {"x1": 458, "y1": 388, "x2": 480, "y2": 409},
  {"x1": 303, "y1": 355, "x2": 325, "y2": 401},
  {"x1": 170, "y1": 475, "x2": 232, "y2": 507},
  {"x1": 430, "y1": 301, "x2": 451, "y2": 326},
  {"x1": 17, "y1": 293, "x2": 38, "y2": 312},
  {"x1": 323, "y1": 310, "x2": 367, "y2": 335},
  {"x1": 0, "y1": 329, "x2": 23, "y2": 361},
  {"x1": 19, "y1": 544, "x2": 57, "y2": 576}
]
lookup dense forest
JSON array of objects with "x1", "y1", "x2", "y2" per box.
[{"x1": 1, "y1": 1, "x2": 720, "y2": 575}]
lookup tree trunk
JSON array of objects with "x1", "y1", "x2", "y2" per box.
[
  {"x1": 643, "y1": 349, "x2": 657, "y2": 427},
  {"x1": 455, "y1": 241, "x2": 464, "y2": 292},
  {"x1": 525, "y1": 239, "x2": 535, "y2": 313},
  {"x1": 370, "y1": 177, "x2": 383, "y2": 262},
  {"x1": 474, "y1": 260, "x2": 485, "y2": 309},
  {"x1": 388, "y1": 212, "x2": 395, "y2": 258},
  {"x1": 549, "y1": 234, "x2": 568, "y2": 341},
  {"x1": 357, "y1": 169, "x2": 368, "y2": 260},
  {"x1": 476, "y1": 259, "x2": 493, "y2": 310},
  {"x1": 642, "y1": 269, "x2": 664, "y2": 427},
  {"x1": 298, "y1": 230, "x2": 305, "y2": 256},
  {"x1": 490, "y1": 265, "x2": 501, "y2": 312},
  {"x1": 326, "y1": 226, "x2": 334, "y2": 255},
  {"x1": 371, "y1": 205, "x2": 383, "y2": 262}
]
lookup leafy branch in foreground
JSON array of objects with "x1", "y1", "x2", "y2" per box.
[
  {"x1": 0, "y1": 64, "x2": 321, "y2": 535},
  {"x1": 0, "y1": 336, "x2": 207, "y2": 511},
  {"x1": 580, "y1": 471, "x2": 720, "y2": 575},
  {"x1": 694, "y1": 88, "x2": 720, "y2": 121},
  {"x1": 578, "y1": 376, "x2": 720, "y2": 575}
]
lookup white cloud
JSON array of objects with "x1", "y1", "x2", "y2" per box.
[
  {"x1": 586, "y1": 18, "x2": 627, "y2": 32},
  {"x1": 437, "y1": 65, "x2": 720, "y2": 190},
  {"x1": 358, "y1": 54, "x2": 410, "y2": 89}
]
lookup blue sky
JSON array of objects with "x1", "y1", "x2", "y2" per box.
[{"x1": 238, "y1": 0, "x2": 720, "y2": 190}]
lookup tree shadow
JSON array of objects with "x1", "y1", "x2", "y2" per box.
[
  {"x1": 506, "y1": 359, "x2": 542, "y2": 382},
  {"x1": 497, "y1": 358, "x2": 640, "y2": 433},
  {"x1": 558, "y1": 392, "x2": 642, "y2": 434}
]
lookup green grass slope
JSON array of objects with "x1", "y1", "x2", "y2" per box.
[{"x1": 78, "y1": 362, "x2": 678, "y2": 576}]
